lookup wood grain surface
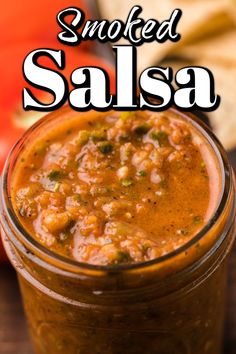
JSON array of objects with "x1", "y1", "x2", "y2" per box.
[{"x1": 0, "y1": 150, "x2": 236, "y2": 354}]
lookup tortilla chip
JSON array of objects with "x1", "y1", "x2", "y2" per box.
[
  {"x1": 227, "y1": 1, "x2": 236, "y2": 23},
  {"x1": 197, "y1": 60, "x2": 236, "y2": 150},
  {"x1": 97, "y1": 0, "x2": 234, "y2": 73},
  {"x1": 175, "y1": 30, "x2": 236, "y2": 65},
  {"x1": 159, "y1": 58, "x2": 236, "y2": 151},
  {"x1": 160, "y1": 59, "x2": 191, "y2": 75}
]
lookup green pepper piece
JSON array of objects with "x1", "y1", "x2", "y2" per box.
[
  {"x1": 76, "y1": 130, "x2": 90, "y2": 146},
  {"x1": 116, "y1": 251, "x2": 132, "y2": 263},
  {"x1": 134, "y1": 124, "x2": 150, "y2": 135},
  {"x1": 137, "y1": 170, "x2": 147, "y2": 177},
  {"x1": 91, "y1": 129, "x2": 107, "y2": 142},
  {"x1": 193, "y1": 215, "x2": 202, "y2": 224},
  {"x1": 98, "y1": 141, "x2": 114, "y2": 154},
  {"x1": 120, "y1": 111, "x2": 135, "y2": 121},
  {"x1": 48, "y1": 170, "x2": 65, "y2": 181},
  {"x1": 151, "y1": 131, "x2": 168, "y2": 146},
  {"x1": 121, "y1": 178, "x2": 134, "y2": 187}
]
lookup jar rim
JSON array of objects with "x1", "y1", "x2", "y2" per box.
[{"x1": 0, "y1": 106, "x2": 233, "y2": 274}]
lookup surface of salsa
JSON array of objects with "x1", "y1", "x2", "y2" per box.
[{"x1": 12, "y1": 110, "x2": 220, "y2": 266}]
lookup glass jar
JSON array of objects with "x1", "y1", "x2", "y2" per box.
[{"x1": 0, "y1": 107, "x2": 235, "y2": 354}]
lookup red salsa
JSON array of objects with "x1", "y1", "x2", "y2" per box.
[{"x1": 12, "y1": 110, "x2": 220, "y2": 265}]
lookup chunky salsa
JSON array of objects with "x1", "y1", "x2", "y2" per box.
[{"x1": 12, "y1": 110, "x2": 220, "y2": 266}]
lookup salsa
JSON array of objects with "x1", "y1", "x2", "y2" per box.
[
  {"x1": 2, "y1": 107, "x2": 235, "y2": 354},
  {"x1": 12, "y1": 110, "x2": 220, "y2": 266}
]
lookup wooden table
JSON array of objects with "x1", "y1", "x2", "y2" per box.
[{"x1": 1, "y1": 150, "x2": 236, "y2": 354}]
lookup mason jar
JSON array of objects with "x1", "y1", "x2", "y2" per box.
[{"x1": 0, "y1": 107, "x2": 235, "y2": 354}]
